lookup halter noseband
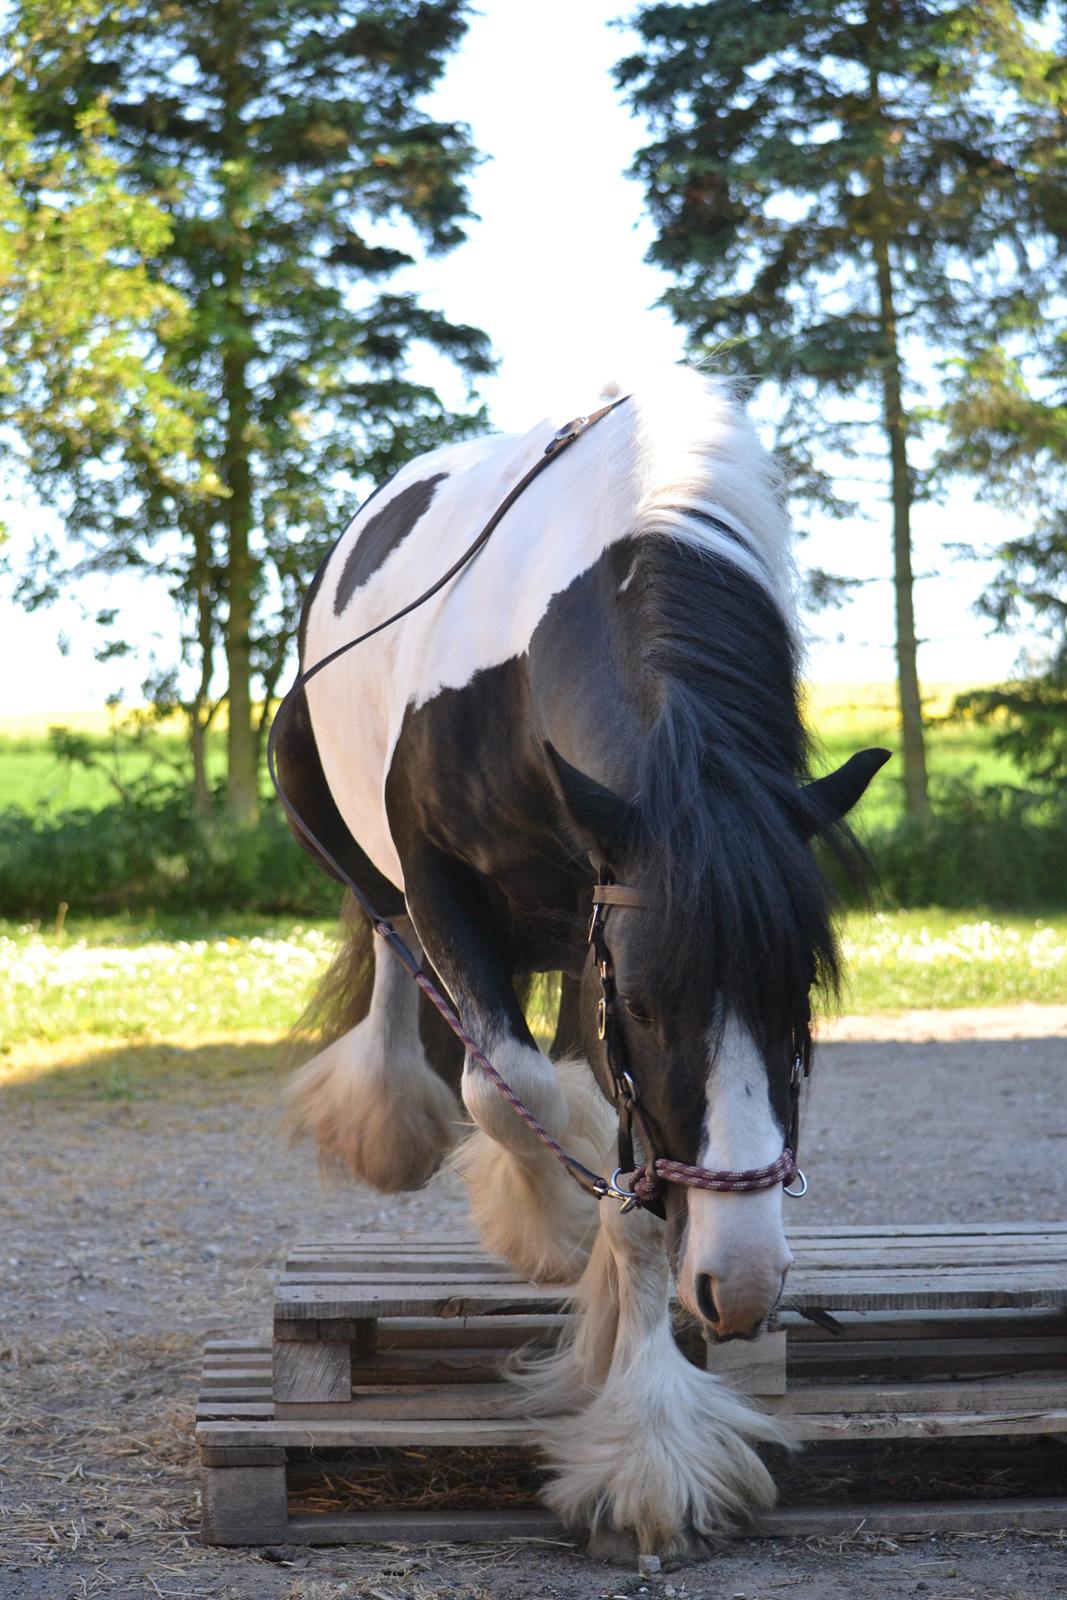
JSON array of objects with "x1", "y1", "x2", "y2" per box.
[{"x1": 588, "y1": 878, "x2": 809, "y2": 1216}]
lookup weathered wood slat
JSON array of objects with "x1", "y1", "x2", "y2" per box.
[
  {"x1": 770, "y1": 1375, "x2": 1067, "y2": 1418},
  {"x1": 760, "y1": 1497, "x2": 1067, "y2": 1538},
  {"x1": 283, "y1": 1509, "x2": 566, "y2": 1544},
  {"x1": 199, "y1": 1226, "x2": 1067, "y2": 1549},
  {"x1": 275, "y1": 1282, "x2": 566, "y2": 1321},
  {"x1": 783, "y1": 1309, "x2": 1067, "y2": 1341},
  {"x1": 198, "y1": 1415, "x2": 541, "y2": 1448},
  {"x1": 270, "y1": 1497, "x2": 1067, "y2": 1545}
]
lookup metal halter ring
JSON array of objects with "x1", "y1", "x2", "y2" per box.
[
  {"x1": 608, "y1": 1167, "x2": 640, "y2": 1213},
  {"x1": 594, "y1": 1168, "x2": 640, "y2": 1209},
  {"x1": 783, "y1": 1169, "x2": 808, "y2": 1199}
]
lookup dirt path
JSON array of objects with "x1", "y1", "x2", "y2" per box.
[{"x1": 2, "y1": 1013, "x2": 1065, "y2": 1598}]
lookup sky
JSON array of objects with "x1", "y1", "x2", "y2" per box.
[{"x1": 0, "y1": 0, "x2": 1038, "y2": 719}]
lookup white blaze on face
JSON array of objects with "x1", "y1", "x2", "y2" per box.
[{"x1": 677, "y1": 1014, "x2": 794, "y2": 1336}]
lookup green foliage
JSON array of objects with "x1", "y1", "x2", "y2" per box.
[
  {"x1": 614, "y1": 0, "x2": 1054, "y2": 815},
  {"x1": 0, "y1": 20, "x2": 202, "y2": 506},
  {"x1": 3, "y1": 0, "x2": 494, "y2": 818},
  {"x1": 951, "y1": 675, "x2": 1067, "y2": 789},
  {"x1": 0, "y1": 788, "x2": 337, "y2": 920},
  {"x1": 614, "y1": 0, "x2": 1041, "y2": 486},
  {"x1": 866, "y1": 781, "x2": 1067, "y2": 910}
]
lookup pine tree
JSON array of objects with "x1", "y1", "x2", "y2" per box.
[
  {"x1": 940, "y1": 24, "x2": 1067, "y2": 783},
  {"x1": 616, "y1": 0, "x2": 1044, "y2": 814},
  {"x1": 6, "y1": 0, "x2": 493, "y2": 823}
]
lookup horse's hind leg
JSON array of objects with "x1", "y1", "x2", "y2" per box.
[
  {"x1": 401, "y1": 843, "x2": 608, "y2": 1282},
  {"x1": 288, "y1": 911, "x2": 463, "y2": 1191}
]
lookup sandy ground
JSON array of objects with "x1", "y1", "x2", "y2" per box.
[{"x1": 2, "y1": 1009, "x2": 1065, "y2": 1599}]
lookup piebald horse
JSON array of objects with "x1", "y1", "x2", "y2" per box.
[{"x1": 276, "y1": 367, "x2": 886, "y2": 1553}]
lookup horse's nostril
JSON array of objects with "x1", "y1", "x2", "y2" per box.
[{"x1": 695, "y1": 1272, "x2": 720, "y2": 1326}]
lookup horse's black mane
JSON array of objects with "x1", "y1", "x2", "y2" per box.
[{"x1": 623, "y1": 531, "x2": 854, "y2": 1050}]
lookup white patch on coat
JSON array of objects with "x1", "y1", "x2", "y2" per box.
[
  {"x1": 449, "y1": 1056, "x2": 613, "y2": 1283},
  {"x1": 676, "y1": 1015, "x2": 793, "y2": 1334},
  {"x1": 302, "y1": 368, "x2": 797, "y2": 888},
  {"x1": 286, "y1": 916, "x2": 462, "y2": 1191},
  {"x1": 617, "y1": 558, "x2": 638, "y2": 593}
]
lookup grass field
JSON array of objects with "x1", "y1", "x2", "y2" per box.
[
  {"x1": 4, "y1": 909, "x2": 1065, "y2": 1084},
  {"x1": 0, "y1": 683, "x2": 1022, "y2": 826}
]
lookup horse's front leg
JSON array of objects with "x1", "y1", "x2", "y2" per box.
[
  {"x1": 532, "y1": 1199, "x2": 785, "y2": 1557},
  {"x1": 402, "y1": 842, "x2": 606, "y2": 1282}
]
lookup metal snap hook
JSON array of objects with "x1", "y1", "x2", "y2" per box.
[{"x1": 783, "y1": 1169, "x2": 808, "y2": 1199}]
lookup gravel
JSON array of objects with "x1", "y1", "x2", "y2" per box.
[{"x1": 1, "y1": 1011, "x2": 1065, "y2": 1598}]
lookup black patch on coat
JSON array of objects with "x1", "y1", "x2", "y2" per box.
[
  {"x1": 333, "y1": 473, "x2": 448, "y2": 615},
  {"x1": 272, "y1": 682, "x2": 405, "y2": 913}
]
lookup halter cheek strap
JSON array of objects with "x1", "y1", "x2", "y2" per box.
[{"x1": 589, "y1": 877, "x2": 809, "y2": 1213}]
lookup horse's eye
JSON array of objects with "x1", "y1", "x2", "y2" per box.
[{"x1": 623, "y1": 997, "x2": 652, "y2": 1025}]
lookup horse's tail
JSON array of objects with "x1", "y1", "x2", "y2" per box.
[{"x1": 290, "y1": 890, "x2": 376, "y2": 1052}]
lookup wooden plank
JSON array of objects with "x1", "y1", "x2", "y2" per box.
[
  {"x1": 773, "y1": 1375, "x2": 1067, "y2": 1417},
  {"x1": 378, "y1": 1314, "x2": 568, "y2": 1349},
  {"x1": 275, "y1": 1383, "x2": 515, "y2": 1422},
  {"x1": 284, "y1": 1259, "x2": 519, "y2": 1280},
  {"x1": 789, "y1": 1335, "x2": 1067, "y2": 1374},
  {"x1": 350, "y1": 1348, "x2": 512, "y2": 1386},
  {"x1": 707, "y1": 1330, "x2": 787, "y2": 1396},
  {"x1": 275, "y1": 1498, "x2": 1067, "y2": 1546},
  {"x1": 277, "y1": 1271, "x2": 539, "y2": 1288},
  {"x1": 275, "y1": 1282, "x2": 565, "y2": 1321},
  {"x1": 197, "y1": 1401, "x2": 275, "y2": 1420},
  {"x1": 790, "y1": 1228, "x2": 1067, "y2": 1241},
  {"x1": 284, "y1": 1509, "x2": 567, "y2": 1544},
  {"x1": 274, "y1": 1340, "x2": 351, "y2": 1405},
  {"x1": 786, "y1": 1408, "x2": 1067, "y2": 1442},
  {"x1": 781, "y1": 1247, "x2": 1067, "y2": 1268},
  {"x1": 200, "y1": 1464, "x2": 288, "y2": 1546},
  {"x1": 760, "y1": 1497, "x2": 1067, "y2": 1538},
  {"x1": 197, "y1": 1415, "x2": 542, "y2": 1448},
  {"x1": 783, "y1": 1309, "x2": 1067, "y2": 1341},
  {"x1": 200, "y1": 1446, "x2": 287, "y2": 1467},
  {"x1": 785, "y1": 1280, "x2": 1067, "y2": 1312}
]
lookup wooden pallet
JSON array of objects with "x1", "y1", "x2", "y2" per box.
[{"x1": 197, "y1": 1224, "x2": 1067, "y2": 1547}]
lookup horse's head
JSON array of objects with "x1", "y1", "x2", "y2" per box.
[{"x1": 549, "y1": 742, "x2": 889, "y2": 1340}]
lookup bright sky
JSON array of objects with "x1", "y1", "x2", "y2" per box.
[{"x1": 0, "y1": 0, "x2": 1037, "y2": 719}]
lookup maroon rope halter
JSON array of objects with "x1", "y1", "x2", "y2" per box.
[{"x1": 269, "y1": 402, "x2": 809, "y2": 1215}]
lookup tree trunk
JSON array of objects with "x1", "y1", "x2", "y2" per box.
[
  {"x1": 867, "y1": 8, "x2": 929, "y2": 817},
  {"x1": 219, "y1": 9, "x2": 258, "y2": 827},
  {"x1": 872, "y1": 234, "x2": 929, "y2": 816},
  {"x1": 222, "y1": 344, "x2": 259, "y2": 826},
  {"x1": 189, "y1": 515, "x2": 215, "y2": 821}
]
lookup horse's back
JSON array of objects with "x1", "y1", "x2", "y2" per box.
[{"x1": 300, "y1": 412, "x2": 636, "y2": 886}]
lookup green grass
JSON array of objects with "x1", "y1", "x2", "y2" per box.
[
  {"x1": 3, "y1": 911, "x2": 1064, "y2": 1072},
  {"x1": 0, "y1": 730, "x2": 228, "y2": 817},
  {"x1": 837, "y1": 908, "x2": 1067, "y2": 1011},
  {"x1": 0, "y1": 682, "x2": 1027, "y2": 827}
]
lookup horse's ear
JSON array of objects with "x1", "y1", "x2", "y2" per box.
[
  {"x1": 802, "y1": 748, "x2": 891, "y2": 836},
  {"x1": 544, "y1": 743, "x2": 637, "y2": 855}
]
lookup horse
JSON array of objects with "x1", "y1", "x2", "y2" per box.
[{"x1": 274, "y1": 366, "x2": 888, "y2": 1554}]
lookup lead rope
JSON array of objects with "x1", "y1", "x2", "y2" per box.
[{"x1": 268, "y1": 398, "x2": 808, "y2": 1213}]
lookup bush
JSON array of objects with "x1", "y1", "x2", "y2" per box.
[
  {"x1": 864, "y1": 781, "x2": 1067, "y2": 910},
  {"x1": 0, "y1": 791, "x2": 339, "y2": 919},
  {"x1": 2, "y1": 776, "x2": 1065, "y2": 920}
]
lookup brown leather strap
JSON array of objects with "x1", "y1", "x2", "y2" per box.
[{"x1": 591, "y1": 884, "x2": 647, "y2": 909}]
